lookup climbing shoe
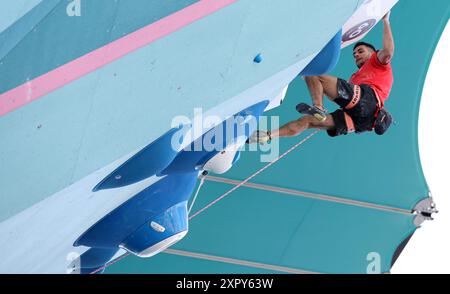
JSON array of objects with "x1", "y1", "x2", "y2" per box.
[
  {"x1": 246, "y1": 130, "x2": 272, "y2": 144},
  {"x1": 296, "y1": 103, "x2": 327, "y2": 122}
]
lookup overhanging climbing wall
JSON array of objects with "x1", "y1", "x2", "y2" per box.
[{"x1": 106, "y1": 0, "x2": 449, "y2": 274}]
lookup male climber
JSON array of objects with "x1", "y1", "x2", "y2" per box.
[{"x1": 249, "y1": 12, "x2": 394, "y2": 144}]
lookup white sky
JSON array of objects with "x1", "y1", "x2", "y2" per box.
[{"x1": 392, "y1": 20, "x2": 450, "y2": 274}]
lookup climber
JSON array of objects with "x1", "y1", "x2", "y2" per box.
[{"x1": 249, "y1": 11, "x2": 394, "y2": 144}]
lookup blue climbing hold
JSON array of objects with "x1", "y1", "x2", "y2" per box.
[{"x1": 254, "y1": 53, "x2": 263, "y2": 63}]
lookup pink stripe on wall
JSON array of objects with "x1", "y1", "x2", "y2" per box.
[{"x1": 0, "y1": 0, "x2": 238, "y2": 116}]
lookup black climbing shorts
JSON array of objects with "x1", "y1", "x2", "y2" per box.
[{"x1": 327, "y1": 79, "x2": 378, "y2": 137}]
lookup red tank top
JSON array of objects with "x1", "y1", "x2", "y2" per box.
[{"x1": 349, "y1": 51, "x2": 393, "y2": 107}]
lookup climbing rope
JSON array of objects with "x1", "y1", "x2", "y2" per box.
[
  {"x1": 189, "y1": 130, "x2": 318, "y2": 220},
  {"x1": 188, "y1": 171, "x2": 208, "y2": 214},
  {"x1": 90, "y1": 130, "x2": 319, "y2": 274}
]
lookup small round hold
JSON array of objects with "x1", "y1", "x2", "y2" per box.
[{"x1": 254, "y1": 54, "x2": 263, "y2": 63}]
